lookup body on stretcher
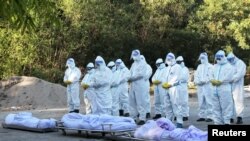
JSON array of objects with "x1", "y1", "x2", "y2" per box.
[
  {"x1": 2, "y1": 112, "x2": 58, "y2": 133},
  {"x1": 56, "y1": 121, "x2": 145, "y2": 141},
  {"x1": 2, "y1": 122, "x2": 58, "y2": 133},
  {"x1": 56, "y1": 122, "x2": 135, "y2": 136}
]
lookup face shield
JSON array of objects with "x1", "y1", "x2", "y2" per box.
[
  {"x1": 215, "y1": 54, "x2": 224, "y2": 61},
  {"x1": 227, "y1": 53, "x2": 236, "y2": 64},
  {"x1": 155, "y1": 62, "x2": 163, "y2": 68},
  {"x1": 95, "y1": 60, "x2": 103, "y2": 68},
  {"x1": 215, "y1": 50, "x2": 226, "y2": 64},
  {"x1": 165, "y1": 54, "x2": 174, "y2": 65},
  {"x1": 108, "y1": 65, "x2": 115, "y2": 70},
  {"x1": 176, "y1": 60, "x2": 183, "y2": 64},
  {"x1": 131, "y1": 50, "x2": 140, "y2": 61},
  {"x1": 199, "y1": 53, "x2": 207, "y2": 64},
  {"x1": 115, "y1": 61, "x2": 122, "y2": 68},
  {"x1": 66, "y1": 58, "x2": 75, "y2": 69},
  {"x1": 87, "y1": 67, "x2": 94, "y2": 71},
  {"x1": 227, "y1": 57, "x2": 235, "y2": 64}
]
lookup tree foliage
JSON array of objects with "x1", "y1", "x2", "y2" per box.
[
  {"x1": 189, "y1": 0, "x2": 250, "y2": 50},
  {"x1": 0, "y1": 0, "x2": 250, "y2": 83}
]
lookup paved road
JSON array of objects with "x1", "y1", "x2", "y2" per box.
[{"x1": 1, "y1": 95, "x2": 250, "y2": 141}]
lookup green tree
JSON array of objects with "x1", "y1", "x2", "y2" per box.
[
  {"x1": 189, "y1": 0, "x2": 250, "y2": 50},
  {"x1": 0, "y1": 0, "x2": 60, "y2": 33}
]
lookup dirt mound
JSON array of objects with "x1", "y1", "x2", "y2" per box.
[{"x1": 0, "y1": 76, "x2": 67, "y2": 111}]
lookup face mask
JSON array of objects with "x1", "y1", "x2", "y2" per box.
[
  {"x1": 215, "y1": 54, "x2": 223, "y2": 61},
  {"x1": 68, "y1": 63, "x2": 74, "y2": 69},
  {"x1": 166, "y1": 61, "x2": 171, "y2": 66},
  {"x1": 132, "y1": 56, "x2": 140, "y2": 61},
  {"x1": 200, "y1": 58, "x2": 206, "y2": 64},
  {"x1": 158, "y1": 63, "x2": 165, "y2": 69},
  {"x1": 95, "y1": 61, "x2": 102, "y2": 68},
  {"x1": 166, "y1": 55, "x2": 174, "y2": 66},
  {"x1": 96, "y1": 63, "x2": 100, "y2": 67},
  {"x1": 216, "y1": 56, "x2": 225, "y2": 64},
  {"x1": 217, "y1": 60, "x2": 223, "y2": 64},
  {"x1": 227, "y1": 57, "x2": 235, "y2": 64},
  {"x1": 116, "y1": 62, "x2": 121, "y2": 68}
]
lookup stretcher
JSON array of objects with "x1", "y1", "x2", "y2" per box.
[
  {"x1": 56, "y1": 121, "x2": 144, "y2": 141},
  {"x1": 1, "y1": 122, "x2": 58, "y2": 133}
]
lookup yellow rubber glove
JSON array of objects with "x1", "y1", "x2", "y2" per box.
[
  {"x1": 210, "y1": 79, "x2": 222, "y2": 86},
  {"x1": 162, "y1": 82, "x2": 172, "y2": 89},
  {"x1": 81, "y1": 83, "x2": 89, "y2": 89},
  {"x1": 64, "y1": 80, "x2": 72, "y2": 85},
  {"x1": 152, "y1": 80, "x2": 161, "y2": 85}
]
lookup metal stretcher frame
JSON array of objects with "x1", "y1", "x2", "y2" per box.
[
  {"x1": 56, "y1": 121, "x2": 144, "y2": 141},
  {"x1": 2, "y1": 122, "x2": 58, "y2": 133}
]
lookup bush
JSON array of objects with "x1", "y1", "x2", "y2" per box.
[{"x1": 29, "y1": 67, "x2": 64, "y2": 84}]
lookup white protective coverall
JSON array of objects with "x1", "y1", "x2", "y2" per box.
[
  {"x1": 194, "y1": 53, "x2": 214, "y2": 121},
  {"x1": 227, "y1": 52, "x2": 246, "y2": 123},
  {"x1": 88, "y1": 56, "x2": 112, "y2": 115},
  {"x1": 107, "y1": 61, "x2": 120, "y2": 116},
  {"x1": 129, "y1": 50, "x2": 148, "y2": 123},
  {"x1": 151, "y1": 58, "x2": 167, "y2": 118},
  {"x1": 176, "y1": 56, "x2": 190, "y2": 118},
  {"x1": 163, "y1": 53, "x2": 183, "y2": 128},
  {"x1": 212, "y1": 50, "x2": 234, "y2": 124},
  {"x1": 81, "y1": 62, "x2": 96, "y2": 114},
  {"x1": 64, "y1": 58, "x2": 81, "y2": 113},
  {"x1": 116, "y1": 59, "x2": 130, "y2": 115},
  {"x1": 141, "y1": 55, "x2": 153, "y2": 117}
]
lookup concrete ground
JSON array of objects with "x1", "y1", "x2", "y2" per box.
[{"x1": 1, "y1": 95, "x2": 250, "y2": 141}]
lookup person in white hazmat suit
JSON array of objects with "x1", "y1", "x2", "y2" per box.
[
  {"x1": 63, "y1": 58, "x2": 81, "y2": 113},
  {"x1": 151, "y1": 58, "x2": 167, "y2": 120},
  {"x1": 129, "y1": 50, "x2": 148, "y2": 125},
  {"x1": 140, "y1": 55, "x2": 153, "y2": 119},
  {"x1": 81, "y1": 62, "x2": 96, "y2": 114},
  {"x1": 84, "y1": 56, "x2": 112, "y2": 115},
  {"x1": 227, "y1": 52, "x2": 246, "y2": 124},
  {"x1": 211, "y1": 50, "x2": 234, "y2": 125},
  {"x1": 176, "y1": 56, "x2": 190, "y2": 121},
  {"x1": 107, "y1": 61, "x2": 120, "y2": 116},
  {"x1": 115, "y1": 59, "x2": 130, "y2": 117},
  {"x1": 162, "y1": 53, "x2": 183, "y2": 128},
  {"x1": 194, "y1": 52, "x2": 214, "y2": 122}
]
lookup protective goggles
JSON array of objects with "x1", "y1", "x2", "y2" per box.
[
  {"x1": 156, "y1": 62, "x2": 163, "y2": 67},
  {"x1": 108, "y1": 65, "x2": 115, "y2": 69},
  {"x1": 176, "y1": 61, "x2": 183, "y2": 64},
  {"x1": 215, "y1": 54, "x2": 224, "y2": 60},
  {"x1": 132, "y1": 50, "x2": 139, "y2": 57},
  {"x1": 227, "y1": 57, "x2": 235, "y2": 63},
  {"x1": 115, "y1": 62, "x2": 122, "y2": 65},
  {"x1": 199, "y1": 53, "x2": 207, "y2": 60},
  {"x1": 66, "y1": 59, "x2": 74, "y2": 66},
  {"x1": 166, "y1": 54, "x2": 174, "y2": 61},
  {"x1": 87, "y1": 67, "x2": 94, "y2": 71},
  {"x1": 95, "y1": 60, "x2": 103, "y2": 65}
]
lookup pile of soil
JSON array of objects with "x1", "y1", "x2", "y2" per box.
[{"x1": 0, "y1": 76, "x2": 67, "y2": 111}]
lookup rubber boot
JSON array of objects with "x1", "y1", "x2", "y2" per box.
[
  {"x1": 119, "y1": 109, "x2": 124, "y2": 116},
  {"x1": 152, "y1": 114, "x2": 162, "y2": 120},
  {"x1": 236, "y1": 117, "x2": 243, "y2": 124}
]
